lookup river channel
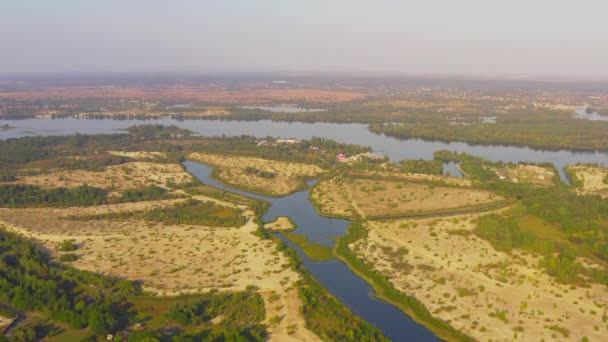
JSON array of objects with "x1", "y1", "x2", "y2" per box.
[{"x1": 183, "y1": 160, "x2": 440, "y2": 341}]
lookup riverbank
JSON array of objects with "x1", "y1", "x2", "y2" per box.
[{"x1": 334, "y1": 222, "x2": 472, "y2": 342}]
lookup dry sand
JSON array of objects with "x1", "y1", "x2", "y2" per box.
[
  {"x1": 189, "y1": 153, "x2": 325, "y2": 196},
  {"x1": 9, "y1": 162, "x2": 192, "y2": 191},
  {"x1": 351, "y1": 213, "x2": 608, "y2": 341},
  {"x1": 312, "y1": 176, "x2": 502, "y2": 219},
  {"x1": 264, "y1": 216, "x2": 295, "y2": 231}
]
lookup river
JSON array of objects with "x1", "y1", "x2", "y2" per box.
[
  {"x1": 183, "y1": 160, "x2": 440, "y2": 341},
  {"x1": 2, "y1": 117, "x2": 608, "y2": 181}
]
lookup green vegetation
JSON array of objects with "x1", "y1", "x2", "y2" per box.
[
  {"x1": 370, "y1": 108, "x2": 608, "y2": 151},
  {"x1": 118, "y1": 185, "x2": 172, "y2": 202},
  {"x1": 60, "y1": 154, "x2": 134, "y2": 172},
  {"x1": 166, "y1": 289, "x2": 264, "y2": 327},
  {"x1": 0, "y1": 184, "x2": 177, "y2": 208},
  {"x1": 400, "y1": 159, "x2": 443, "y2": 175},
  {"x1": 59, "y1": 253, "x2": 78, "y2": 262},
  {"x1": 335, "y1": 222, "x2": 473, "y2": 342},
  {"x1": 269, "y1": 231, "x2": 388, "y2": 341},
  {"x1": 0, "y1": 171, "x2": 16, "y2": 182},
  {"x1": 244, "y1": 166, "x2": 276, "y2": 179},
  {"x1": 281, "y1": 232, "x2": 333, "y2": 261},
  {"x1": 564, "y1": 166, "x2": 583, "y2": 187},
  {"x1": 79, "y1": 199, "x2": 245, "y2": 227},
  {"x1": 436, "y1": 151, "x2": 608, "y2": 285},
  {"x1": 0, "y1": 184, "x2": 108, "y2": 208},
  {"x1": 58, "y1": 240, "x2": 78, "y2": 252},
  {"x1": 0, "y1": 227, "x2": 270, "y2": 341},
  {"x1": 0, "y1": 227, "x2": 140, "y2": 337},
  {"x1": 193, "y1": 136, "x2": 371, "y2": 169}
]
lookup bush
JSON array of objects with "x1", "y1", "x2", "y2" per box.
[
  {"x1": 59, "y1": 253, "x2": 78, "y2": 262},
  {"x1": 58, "y1": 240, "x2": 77, "y2": 252}
]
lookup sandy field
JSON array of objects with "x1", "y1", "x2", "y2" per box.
[
  {"x1": 8, "y1": 161, "x2": 192, "y2": 192},
  {"x1": 351, "y1": 213, "x2": 608, "y2": 341},
  {"x1": 107, "y1": 151, "x2": 166, "y2": 160},
  {"x1": 0, "y1": 197, "x2": 318, "y2": 341},
  {"x1": 568, "y1": 165, "x2": 608, "y2": 197},
  {"x1": 264, "y1": 216, "x2": 295, "y2": 231},
  {"x1": 493, "y1": 164, "x2": 556, "y2": 186},
  {"x1": 312, "y1": 176, "x2": 502, "y2": 219},
  {"x1": 0, "y1": 86, "x2": 366, "y2": 104},
  {"x1": 350, "y1": 170, "x2": 473, "y2": 187},
  {"x1": 189, "y1": 153, "x2": 325, "y2": 196}
]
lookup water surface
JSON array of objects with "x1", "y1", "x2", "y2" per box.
[
  {"x1": 2, "y1": 117, "x2": 608, "y2": 181},
  {"x1": 184, "y1": 160, "x2": 440, "y2": 341},
  {"x1": 239, "y1": 106, "x2": 326, "y2": 113}
]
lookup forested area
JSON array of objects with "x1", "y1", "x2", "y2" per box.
[
  {"x1": 167, "y1": 289, "x2": 264, "y2": 326},
  {"x1": 400, "y1": 159, "x2": 443, "y2": 175},
  {"x1": 188, "y1": 136, "x2": 371, "y2": 169},
  {"x1": 0, "y1": 184, "x2": 178, "y2": 208},
  {"x1": 435, "y1": 150, "x2": 608, "y2": 286},
  {"x1": 0, "y1": 227, "x2": 271, "y2": 341},
  {"x1": 79, "y1": 199, "x2": 245, "y2": 227},
  {"x1": 0, "y1": 125, "x2": 371, "y2": 176},
  {"x1": 0, "y1": 184, "x2": 108, "y2": 207},
  {"x1": 0, "y1": 228, "x2": 140, "y2": 338},
  {"x1": 371, "y1": 109, "x2": 608, "y2": 151}
]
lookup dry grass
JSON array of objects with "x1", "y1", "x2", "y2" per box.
[
  {"x1": 312, "y1": 176, "x2": 502, "y2": 219},
  {"x1": 188, "y1": 153, "x2": 325, "y2": 196},
  {"x1": 351, "y1": 214, "x2": 608, "y2": 341},
  {"x1": 9, "y1": 161, "x2": 192, "y2": 191}
]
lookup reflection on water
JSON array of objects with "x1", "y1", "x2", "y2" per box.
[{"x1": 573, "y1": 106, "x2": 608, "y2": 121}]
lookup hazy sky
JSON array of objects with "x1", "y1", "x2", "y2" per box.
[{"x1": 1, "y1": 0, "x2": 607, "y2": 78}]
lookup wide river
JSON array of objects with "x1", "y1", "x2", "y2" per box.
[
  {"x1": 3, "y1": 117, "x2": 608, "y2": 340},
  {"x1": 2, "y1": 117, "x2": 608, "y2": 181}
]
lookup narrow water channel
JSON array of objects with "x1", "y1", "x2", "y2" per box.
[{"x1": 183, "y1": 160, "x2": 441, "y2": 341}]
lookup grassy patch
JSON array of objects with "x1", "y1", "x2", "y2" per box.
[{"x1": 281, "y1": 232, "x2": 333, "y2": 261}]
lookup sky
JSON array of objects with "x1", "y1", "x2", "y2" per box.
[{"x1": 1, "y1": 0, "x2": 608, "y2": 79}]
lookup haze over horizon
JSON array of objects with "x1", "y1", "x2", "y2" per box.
[{"x1": 2, "y1": 0, "x2": 608, "y2": 80}]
